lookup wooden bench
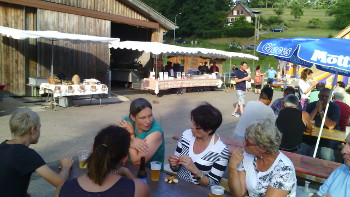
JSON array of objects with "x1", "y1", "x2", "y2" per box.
[{"x1": 173, "y1": 136, "x2": 342, "y2": 182}]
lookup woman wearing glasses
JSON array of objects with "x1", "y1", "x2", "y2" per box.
[
  {"x1": 228, "y1": 118, "x2": 297, "y2": 197},
  {"x1": 168, "y1": 103, "x2": 229, "y2": 186}
]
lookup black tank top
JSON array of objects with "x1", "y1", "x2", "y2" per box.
[
  {"x1": 276, "y1": 108, "x2": 306, "y2": 149},
  {"x1": 59, "y1": 176, "x2": 135, "y2": 197}
]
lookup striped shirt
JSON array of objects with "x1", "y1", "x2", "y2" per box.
[{"x1": 174, "y1": 129, "x2": 230, "y2": 186}]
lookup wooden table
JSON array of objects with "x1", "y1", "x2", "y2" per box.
[
  {"x1": 142, "y1": 78, "x2": 222, "y2": 95},
  {"x1": 54, "y1": 161, "x2": 230, "y2": 197},
  {"x1": 303, "y1": 127, "x2": 346, "y2": 142},
  {"x1": 221, "y1": 137, "x2": 341, "y2": 179}
]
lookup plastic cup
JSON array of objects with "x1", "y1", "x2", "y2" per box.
[
  {"x1": 211, "y1": 185, "x2": 224, "y2": 197},
  {"x1": 78, "y1": 150, "x2": 89, "y2": 169},
  {"x1": 150, "y1": 161, "x2": 162, "y2": 181},
  {"x1": 310, "y1": 120, "x2": 315, "y2": 128}
]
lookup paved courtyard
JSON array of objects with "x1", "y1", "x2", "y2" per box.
[{"x1": 0, "y1": 88, "x2": 284, "y2": 196}]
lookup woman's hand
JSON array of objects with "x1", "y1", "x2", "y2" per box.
[
  {"x1": 168, "y1": 155, "x2": 180, "y2": 167},
  {"x1": 178, "y1": 156, "x2": 197, "y2": 173},
  {"x1": 228, "y1": 149, "x2": 244, "y2": 170},
  {"x1": 131, "y1": 138, "x2": 149, "y2": 153},
  {"x1": 119, "y1": 119, "x2": 134, "y2": 134}
]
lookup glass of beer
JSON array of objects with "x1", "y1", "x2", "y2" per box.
[
  {"x1": 210, "y1": 185, "x2": 224, "y2": 197},
  {"x1": 78, "y1": 150, "x2": 89, "y2": 169},
  {"x1": 150, "y1": 161, "x2": 162, "y2": 181},
  {"x1": 310, "y1": 120, "x2": 315, "y2": 128}
]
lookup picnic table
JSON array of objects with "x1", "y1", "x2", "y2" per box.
[
  {"x1": 220, "y1": 137, "x2": 341, "y2": 179},
  {"x1": 52, "y1": 161, "x2": 231, "y2": 197},
  {"x1": 303, "y1": 127, "x2": 346, "y2": 142}
]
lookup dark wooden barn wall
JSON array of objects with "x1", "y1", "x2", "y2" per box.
[
  {"x1": 43, "y1": 0, "x2": 149, "y2": 21},
  {"x1": 38, "y1": 9, "x2": 111, "y2": 84},
  {"x1": 0, "y1": 3, "x2": 37, "y2": 95}
]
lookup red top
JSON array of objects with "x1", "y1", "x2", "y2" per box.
[{"x1": 334, "y1": 101, "x2": 350, "y2": 131}]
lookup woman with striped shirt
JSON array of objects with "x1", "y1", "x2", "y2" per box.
[{"x1": 168, "y1": 103, "x2": 230, "y2": 186}]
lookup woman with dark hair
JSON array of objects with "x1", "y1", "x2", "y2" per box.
[
  {"x1": 119, "y1": 98, "x2": 164, "y2": 170},
  {"x1": 298, "y1": 68, "x2": 317, "y2": 110},
  {"x1": 254, "y1": 65, "x2": 264, "y2": 94},
  {"x1": 168, "y1": 103, "x2": 229, "y2": 186},
  {"x1": 58, "y1": 125, "x2": 150, "y2": 197},
  {"x1": 228, "y1": 118, "x2": 296, "y2": 197}
]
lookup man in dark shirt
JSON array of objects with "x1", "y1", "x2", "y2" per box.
[
  {"x1": 209, "y1": 62, "x2": 219, "y2": 74},
  {"x1": 232, "y1": 61, "x2": 251, "y2": 117},
  {"x1": 0, "y1": 110, "x2": 74, "y2": 196},
  {"x1": 197, "y1": 62, "x2": 204, "y2": 74},
  {"x1": 305, "y1": 88, "x2": 340, "y2": 161}
]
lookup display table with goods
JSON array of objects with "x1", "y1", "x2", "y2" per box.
[
  {"x1": 39, "y1": 78, "x2": 108, "y2": 108},
  {"x1": 142, "y1": 75, "x2": 222, "y2": 95}
]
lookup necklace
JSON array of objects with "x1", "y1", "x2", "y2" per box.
[{"x1": 110, "y1": 169, "x2": 119, "y2": 174}]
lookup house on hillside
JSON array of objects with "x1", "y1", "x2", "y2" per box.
[
  {"x1": 226, "y1": 2, "x2": 254, "y2": 24},
  {"x1": 334, "y1": 25, "x2": 350, "y2": 39},
  {"x1": 0, "y1": 0, "x2": 175, "y2": 96}
]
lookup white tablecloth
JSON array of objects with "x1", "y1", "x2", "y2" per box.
[
  {"x1": 142, "y1": 78, "x2": 222, "y2": 95},
  {"x1": 39, "y1": 83, "x2": 108, "y2": 97}
]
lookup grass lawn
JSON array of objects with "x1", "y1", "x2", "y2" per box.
[{"x1": 206, "y1": 8, "x2": 341, "y2": 73}]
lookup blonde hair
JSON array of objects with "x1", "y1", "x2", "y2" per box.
[
  {"x1": 246, "y1": 118, "x2": 281, "y2": 154},
  {"x1": 9, "y1": 110, "x2": 40, "y2": 137}
]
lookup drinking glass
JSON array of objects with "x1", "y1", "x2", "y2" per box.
[
  {"x1": 150, "y1": 161, "x2": 162, "y2": 181},
  {"x1": 210, "y1": 185, "x2": 224, "y2": 197},
  {"x1": 78, "y1": 150, "x2": 89, "y2": 169}
]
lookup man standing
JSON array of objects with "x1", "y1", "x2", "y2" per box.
[
  {"x1": 312, "y1": 133, "x2": 350, "y2": 197},
  {"x1": 232, "y1": 61, "x2": 251, "y2": 117},
  {"x1": 233, "y1": 86, "x2": 275, "y2": 141},
  {"x1": 197, "y1": 62, "x2": 204, "y2": 74},
  {"x1": 305, "y1": 88, "x2": 340, "y2": 161},
  {"x1": 209, "y1": 62, "x2": 219, "y2": 74},
  {"x1": 266, "y1": 66, "x2": 277, "y2": 86}
]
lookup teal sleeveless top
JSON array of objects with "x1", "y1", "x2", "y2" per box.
[{"x1": 123, "y1": 117, "x2": 165, "y2": 171}]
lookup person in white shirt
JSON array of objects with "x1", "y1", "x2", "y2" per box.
[
  {"x1": 233, "y1": 86, "x2": 275, "y2": 141},
  {"x1": 228, "y1": 118, "x2": 297, "y2": 197},
  {"x1": 298, "y1": 68, "x2": 317, "y2": 111}
]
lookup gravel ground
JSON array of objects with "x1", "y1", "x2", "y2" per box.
[{"x1": 0, "y1": 87, "x2": 322, "y2": 196}]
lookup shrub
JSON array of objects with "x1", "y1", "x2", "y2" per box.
[{"x1": 223, "y1": 26, "x2": 254, "y2": 37}]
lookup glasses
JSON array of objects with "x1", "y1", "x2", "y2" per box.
[{"x1": 245, "y1": 134, "x2": 257, "y2": 146}]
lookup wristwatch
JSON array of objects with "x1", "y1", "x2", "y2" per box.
[
  {"x1": 319, "y1": 110, "x2": 325, "y2": 115},
  {"x1": 195, "y1": 172, "x2": 204, "y2": 181}
]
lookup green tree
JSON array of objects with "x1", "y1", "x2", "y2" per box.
[
  {"x1": 273, "y1": 8, "x2": 284, "y2": 16},
  {"x1": 309, "y1": 18, "x2": 323, "y2": 28},
  {"x1": 290, "y1": 1, "x2": 304, "y2": 21},
  {"x1": 328, "y1": 0, "x2": 350, "y2": 30}
]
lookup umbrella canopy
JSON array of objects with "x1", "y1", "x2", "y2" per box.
[
  {"x1": 109, "y1": 40, "x2": 259, "y2": 60},
  {"x1": 257, "y1": 37, "x2": 350, "y2": 159},
  {"x1": 257, "y1": 37, "x2": 350, "y2": 76}
]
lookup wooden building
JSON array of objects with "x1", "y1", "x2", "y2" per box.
[
  {"x1": 0, "y1": 0, "x2": 175, "y2": 96},
  {"x1": 168, "y1": 56, "x2": 224, "y2": 75},
  {"x1": 334, "y1": 25, "x2": 350, "y2": 39},
  {"x1": 226, "y1": 3, "x2": 254, "y2": 24}
]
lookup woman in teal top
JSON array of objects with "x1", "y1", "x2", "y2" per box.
[{"x1": 119, "y1": 98, "x2": 165, "y2": 170}]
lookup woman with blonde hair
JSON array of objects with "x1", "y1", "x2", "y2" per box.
[
  {"x1": 298, "y1": 68, "x2": 317, "y2": 110},
  {"x1": 228, "y1": 118, "x2": 296, "y2": 197}
]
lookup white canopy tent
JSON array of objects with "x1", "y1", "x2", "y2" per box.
[
  {"x1": 0, "y1": 25, "x2": 120, "y2": 77},
  {"x1": 109, "y1": 40, "x2": 259, "y2": 60}
]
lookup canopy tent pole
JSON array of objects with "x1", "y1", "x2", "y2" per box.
[
  {"x1": 313, "y1": 70, "x2": 339, "y2": 158},
  {"x1": 50, "y1": 39, "x2": 54, "y2": 78}
]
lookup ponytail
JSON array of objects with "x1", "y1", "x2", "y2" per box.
[
  {"x1": 85, "y1": 125, "x2": 130, "y2": 186},
  {"x1": 86, "y1": 144, "x2": 111, "y2": 185}
]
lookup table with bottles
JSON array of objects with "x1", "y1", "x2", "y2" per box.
[{"x1": 56, "y1": 160, "x2": 230, "y2": 196}]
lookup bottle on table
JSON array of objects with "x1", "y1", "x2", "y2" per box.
[{"x1": 137, "y1": 157, "x2": 147, "y2": 183}]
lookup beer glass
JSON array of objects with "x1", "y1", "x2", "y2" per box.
[
  {"x1": 150, "y1": 161, "x2": 162, "y2": 181},
  {"x1": 78, "y1": 150, "x2": 89, "y2": 169},
  {"x1": 310, "y1": 120, "x2": 315, "y2": 128},
  {"x1": 210, "y1": 185, "x2": 224, "y2": 197}
]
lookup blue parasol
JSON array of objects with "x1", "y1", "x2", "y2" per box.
[{"x1": 257, "y1": 37, "x2": 350, "y2": 158}]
